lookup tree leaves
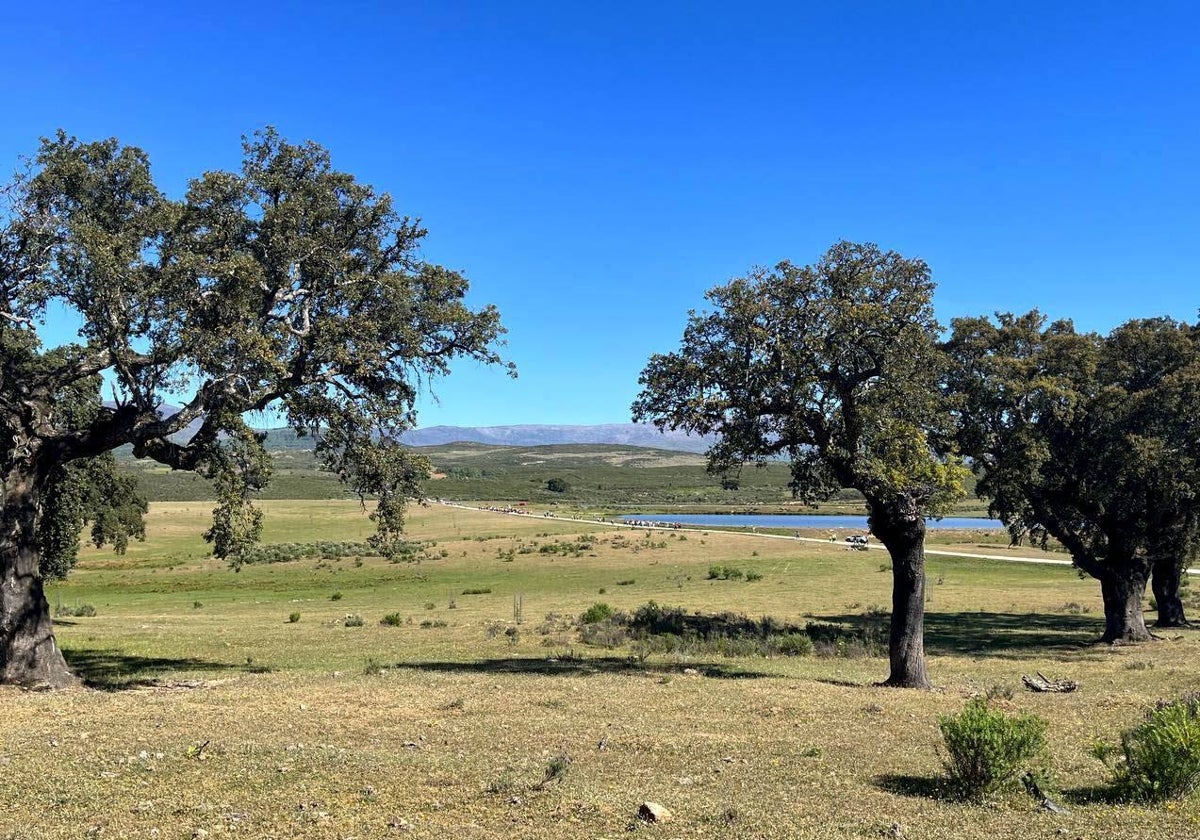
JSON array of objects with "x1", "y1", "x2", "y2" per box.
[{"x1": 0, "y1": 128, "x2": 510, "y2": 567}]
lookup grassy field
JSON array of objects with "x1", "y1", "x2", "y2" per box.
[
  {"x1": 5, "y1": 501, "x2": 1198, "y2": 838},
  {"x1": 116, "y1": 441, "x2": 991, "y2": 515}
]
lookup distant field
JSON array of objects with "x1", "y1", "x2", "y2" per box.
[
  {"x1": 7, "y1": 501, "x2": 1196, "y2": 839},
  {"x1": 117, "y1": 441, "x2": 988, "y2": 516}
]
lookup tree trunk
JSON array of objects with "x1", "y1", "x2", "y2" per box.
[
  {"x1": 1151, "y1": 556, "x2": 1189, "y2": 628},
  {"x1": 0, "y1": 482, "x2": 75, "y2": 687},
  {"x1": 1099, "y1": 571, "x2": 1153, "y2": 643},
  {"x1": 872, "y1": 516, "x2": 932, "y2": 689}
]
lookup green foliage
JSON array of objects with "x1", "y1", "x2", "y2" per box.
[
  {"x1": 947, "y1": 313, "x2": 1200, "y2": 639},
  {"x1": 707, "y1": 564, "x2": 746, "y2": 580},
  {"x1": 1095, "y1": 694, "x2": 1200, "y2": 801},
  {"x1": 343, "y1": 614, "x2": 364, "y2": 627},
  {"x1": 232, "y1": 539, "x2": 429, "y2": 565},
  {"x1": 545, "y1": 477, "x2": 570, "y2": 493},
  {"x1": 633, "y1": 241, "x2": 965, "y2": 686},
  {"x1": 538, "y1": 753, "x2": 572, "y2": 788},
  {"x1": 633, "y1": 240, "x2": 964, "y2": 516},
  {"x1": 939, "y1": 698, "x2": 1048, "y2": 801},
  {"x1": 580, "y1": 602, "x2": 614, "y2": 624},
  {"x1": 380, "y1": 612, "x2": 403, "y2": 627},
  {"x1": 0, "y1": 126, "x2": 510, "y2": 587},
  {"x1": 288, "y1": 612, "x2": 301, "y2": 623},
  {"x1": 769, "y1": 632, "x2": 813, "y2": 656},
  {"x1": 39, "y1": 453, "x2": 147, "y2": 580},
  {"x1": 578, "y1": 601, "x2": 815, "y2": 659},
  {"x1": 53, "y1": 602, "x2": 96, "y2": 618}
]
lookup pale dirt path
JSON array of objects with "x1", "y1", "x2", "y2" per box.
[{"x1": 435, "y1": 501, "x2": 1200, "y2": 576}]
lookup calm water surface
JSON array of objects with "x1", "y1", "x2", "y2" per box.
[{"x1": 618, "y1": 513, "x2": 1004, "y2": 530}]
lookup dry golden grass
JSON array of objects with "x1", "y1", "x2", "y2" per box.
[{"x1": 1, "y1": 502, "x2": 1196, "y2": 839}]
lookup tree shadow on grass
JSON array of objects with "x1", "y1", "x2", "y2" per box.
[
  {"x1": 873, "y1": 773, "x2": 956, "y2": 801},
  {"x1": 390, "y1": 655, "x2": 770, "y2": 680},
  {"x1": 1060, "y1": 784, "x2": 1124, "y2": 806},
  {"x1": 813, "y1": 610, "x2": 1103, "y2": 660},
  {"x1": 63, "y1": 649, "x2": 243, "y2": 691}
]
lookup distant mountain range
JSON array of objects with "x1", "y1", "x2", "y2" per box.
[
  {"x1": 114, "y1": 403, "x2": 715, "y2": 454},
  {"x1": 263, "y1": 423, "x2": 714, "y2": 453},
  {"x1": 400, "y1": 424, "x2": 713, "y2": 452}
]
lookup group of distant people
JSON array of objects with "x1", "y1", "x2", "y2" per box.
[{"x1": 623, "y1": 519, "x2": 685, "y2": 529}]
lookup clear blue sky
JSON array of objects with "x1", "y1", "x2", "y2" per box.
[{"x1": 4, "y1": 1, "x2": 1198, "y2": 427}]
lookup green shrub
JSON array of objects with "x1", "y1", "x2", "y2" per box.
[
  {"x1": 771, "y1": 632, "x2": 814, "y2": 657},
  {"x1": 54, "y1": 602, "x2": 96, "y2": 618},
  {"x1": 330, "y1": 592, "x2": 343, "y2": 601},
  {"x1": 1096, "y1": 693, "x2": 1200, "y2": 801},
  {"x1": 380, "y1": 612, "x2": 403, "y2": 627},
  {"x1": 343, "y1": 614, "x2": 364, "y2": 627},
  {"x1": 939, "y1": 698, "x2": 1048, "y2": 801},
  {"x1": 288, "y1": 612, "x2": 301, "y2": 623},
  {"x1": 462, "y1": 587, "x2": 492, "y2": 595},
  {"x1": 580, "y1": 602, "x2": 614, "y2": 624},
  {"x1": 745, "y1": 570, "x2": 764, "y2": 582}
]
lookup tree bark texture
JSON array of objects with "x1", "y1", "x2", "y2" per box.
[
  {"x1": 873, "y1": 517, "x2": 932, "y2": 689},
  {"x1": 0, "y1": 482, "x2": 74, "y2": 687},
  {"x1": 1099, "y1": 570, "x2": 1153, "y2": 643},
  {"x1": 1151, "y1": 556, "x2": 1189, "y2": 628}
]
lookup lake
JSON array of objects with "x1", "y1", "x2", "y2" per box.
[{"x1": 618, "y1": 513, "x2": 1005, "y2": 530}]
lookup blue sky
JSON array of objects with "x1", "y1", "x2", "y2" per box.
[{"x1": 4, "y1": 1, "x2": 1198, "y2": 427}]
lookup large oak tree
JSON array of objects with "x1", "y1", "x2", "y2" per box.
[
  {"x1": 0, "y1": 130, "x2": 510, "y2": 686},
  {"x1": 633, "y1": 241, "x2": 965, "y2": 688}
]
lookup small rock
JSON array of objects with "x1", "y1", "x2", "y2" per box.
[
  {"x1": 193, "y1": 830, "x2": 208, "y2": 840},
  {"x1": 682, "y1": 668, "x2": 698, "y2": 675},
  {"x1": 638, "y1": 801, "x2": 672, "y2": 823}
]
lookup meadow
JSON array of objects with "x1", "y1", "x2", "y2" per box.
[{"x1": 5, "y1": 501, "x2": 1198, "y2": 839}]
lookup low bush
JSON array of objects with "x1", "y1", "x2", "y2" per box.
[
  {"x1": 580, "y1": 602, "x2": 614, "y2": 624},
  {"x1": 53, "y1": 602, "x2": 96, "y2": 618},
  {"x1": 380, "y1": 612, "x2": 403, "y2": 627},
  {"x1": 769, "y1": 632, "x2": 814, "y2": 657},
  {"x1": 288, "y1": 612, "x2": 301, "y2": 623},
  {"x1": 1095, "y1": 693, "x2": 1200, "y2": 801},
  {"x1": 343, "y1": 614, "x2": 364, "y2": 628},
  {"x1": 939, "y1": 698, "x2": 1048, "y2": 801}
]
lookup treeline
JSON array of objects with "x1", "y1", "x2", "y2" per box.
[{"x1": 635, "y1": 240, "x2": 1199, "y2": 687}]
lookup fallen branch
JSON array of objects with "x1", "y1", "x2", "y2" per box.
[{"x1": 1021, "y1": 672, "x2": 1078, "y2": 693}]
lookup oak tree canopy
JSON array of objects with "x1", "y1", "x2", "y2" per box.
[{"x1": 0, "y1": 129, "x2": 511, "y2": 686}]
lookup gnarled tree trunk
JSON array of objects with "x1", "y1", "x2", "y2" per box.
[
  {"x1": 1099, "y1": 568, "x2": 1153, "y2": 643},
  {"x1": 1151, "y1": 555, "x2": 1189, "y2": 628},
  {"x1": 0, "y1": 481, "x2": 75, "y2": 687},
  {"x1": 872, "y1": 514, "x2": 931, "y2": 689}
]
